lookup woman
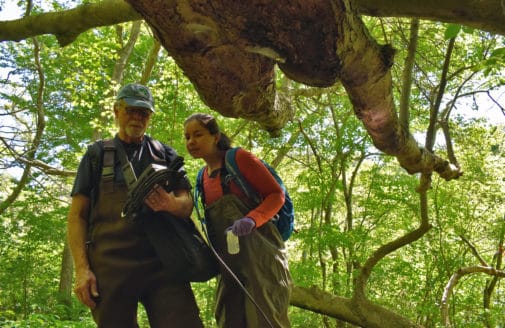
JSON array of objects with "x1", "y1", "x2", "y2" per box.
[{"x1": 184, "y1": 113, "x2": 292, "y2": 328}]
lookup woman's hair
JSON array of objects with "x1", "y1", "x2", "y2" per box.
[{"x1": 184, "y1": 113, "x2": 232, "y2": 151}]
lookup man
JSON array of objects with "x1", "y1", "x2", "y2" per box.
[{"x1": 67, "y1": 83, "x2": 203, "y2": 328}]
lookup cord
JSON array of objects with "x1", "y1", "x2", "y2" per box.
[{"x1": 195, "y1": 206, "x2": 275, "y2": 328}]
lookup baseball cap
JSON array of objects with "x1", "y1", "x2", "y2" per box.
[{"x1": 116, "y1": 83, "x2": 155, "y2": 112}]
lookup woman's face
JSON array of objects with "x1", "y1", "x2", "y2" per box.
[{"x1": 184, "y1": 119, "x2": 219, "y2": 159}]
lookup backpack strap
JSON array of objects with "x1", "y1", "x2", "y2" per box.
[
  {"x1": 225, "y1": 147, "x2": 295, "y2": 241},
  {"x1": 195, "y1": 167, "x2": 205, "y2": 207},
  {"x1": 101, "y1": 139, "x2": 115, "y2": 193},
  {"x1": 146, "y1": 137, "x2": 166, "y2": 162},
  {"x1": 93, "y1": 137, "x2": 176, "y2": 205},
  {"x1": 224, "y1": 147, "x2": 261, "y2": 204},
  {"x1": 194, "y1": 166, "x2": 206, "y2": 225},
  {"x1": 195, "y1": 148, "x2": 261, "y2": 222},
  {"x1": 86, "y1": 139, "x2": 113, "y2": 244}
]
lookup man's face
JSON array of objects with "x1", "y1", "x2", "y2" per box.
[{"x1": 115, "y1": 102, "x2": 152, "y2": 143}]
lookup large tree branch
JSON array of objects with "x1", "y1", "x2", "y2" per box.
[
  {"x1": 0, "y1": 0, "x2": 140, "y2": 46},
  {"x1": 1, "y1": 0, "x2": 503, "y2": 46},
  {"x1": 290, "y1": 285, "x2": 423, "y2": 328},
  {"x1": 329, "y1": 0, "x2": 462, "y2": 180},
  {"x1": 0, "y1": 0, "x2": 466, "y2": 181},
  {"x1": 353, "y1": 0, "x2": 505, "y2": 36}
]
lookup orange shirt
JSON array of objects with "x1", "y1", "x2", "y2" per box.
[{"x1": 202, "y1": 148, "x2": 284, "y2": 227}]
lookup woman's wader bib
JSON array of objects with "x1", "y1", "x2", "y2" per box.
[
  {"x1": 87, "y1": 182, "x2": 203, "y2": 328},
  {"x1": 205, "y1": 194, "x2": 292, "y2": 328}
]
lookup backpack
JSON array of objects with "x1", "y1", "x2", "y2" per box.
[{"x1": 195, "y1": 147, "x2": 295, "y2": 241}]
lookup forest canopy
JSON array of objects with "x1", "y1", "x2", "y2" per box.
[{"x1": 0, "y1": 1, "x2": 504, "y2": 327}]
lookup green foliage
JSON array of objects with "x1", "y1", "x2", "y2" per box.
[
  {"x1": 0, "y1": 183, "x2": 72, "y2": 323},
  {"x1": 1, "y1": 313, "x2": 94, "y2": 328},
  {"x1": 191, "y1": 281, "x2": 219, "y2": 328},
  {"x1": 1, "y1": 5, "x2": 505, "y2": 328},
  {"x1": 482, "y1": 47, "x2": 505, "y2": 76},
  {"x1": 445, "y1": 24, "x2": 461, "y2": 39}
]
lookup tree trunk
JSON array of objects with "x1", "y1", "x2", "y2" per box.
[{"x1": 58, "y1": 241, "x2": 73, "y2": 307}]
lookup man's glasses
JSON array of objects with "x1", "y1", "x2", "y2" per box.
[{"x1": 124, "y1": 107, "x2": 152, "y2": 118}]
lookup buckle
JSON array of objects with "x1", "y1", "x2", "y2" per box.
[{"x1": 102, "y1": 167, "x2": 114, "y2": 177}]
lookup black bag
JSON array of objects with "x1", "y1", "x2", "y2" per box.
[{"x1": 143, "y1": 211, "x2": 219, "y2": 282}]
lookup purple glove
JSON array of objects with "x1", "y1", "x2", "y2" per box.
[{"x1": 229, "y1": 217, "x2": 256, "y2": 236}]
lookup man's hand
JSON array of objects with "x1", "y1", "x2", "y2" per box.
[
  {"x1": 144, "y1": 184, "x2": 193, "y2": 217},
  {"x1": 74, "y1": 268, "x2": 99, "y2": 309},
  {"x1": 145, "y1": 184, "x2": 176, "y2": 212},
  {"x1": 67, "y1": 194, "x2": 98, "y2": 308}
]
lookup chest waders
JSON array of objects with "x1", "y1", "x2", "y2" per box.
[
  {"x1": 87, "y1": 150, "x2": 203, "y2": 328},
  {"x1": 205, "y1": 193, "x2": 292, "y2": 328}
]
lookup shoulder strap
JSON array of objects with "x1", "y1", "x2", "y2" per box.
[
  {"x1": 195, "y1": 167, "x2": 205, "y2": 206},
  {"x1": 101, "y1": 139, "x2": 115, "y2": 193},
  {"x1": 126, "y1": 136, "x2": 173, "y2": 165},
  {"x1": 194, "y1": 166, "x2": 206, "y2": 221},
  {"x1": 146, "y1": 137, "x2": 166, "y2": 162},
  {"x1": 87, "y1": 140, "x2": 103, "y2": 207},
  {"x1": 87, "y1": 139, "x2": 113, "y2": 230},
  {"x1": 224, "y1": 147, "x2": 261, "y2": 204}
]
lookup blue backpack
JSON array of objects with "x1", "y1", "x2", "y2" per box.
[{"x1": 195, "y1": 147, "x2": 295, "y2": 241}]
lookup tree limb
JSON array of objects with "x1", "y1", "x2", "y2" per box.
[
  {"x1": 2, "y1": 0, "x2": 504, "y2": 45},
  {"x1": 0, "y1": 36, "x2": 45, "y2": 215},
  {"x1": 0, "y1": 0, "x2": 467, "y2": 181},
  {"x1": 353, "y1": 0, "x2": 505, "y2": 36},
  {"x1": 425, "y1": 37, "x2": 455, "y2": 152},
  {"x1": 459, "y1": 235, "x2": 489, "y2": 266},
  {"x1": 290, "y1": 285, "x2": 423, "y2": 328},
  {"x1": 440, "y1": 266, "x2": 505, "y2": 327},
  {"x1": 399, "y1": 19, "x2": 419, "y2": 129},
  {"x1": 354, "y1": 219, "x2": 432, "y2": 300},
  {"x1": 484, "y1": 216, "x2": 505, "y2": 311},
  {"x1": 0, "y1": 0, "x2": 141, "y2": 46},
  {"x1": 15, "y1": 157, "x2": 75, "y2": 177},
  {"x1": 140, "y1": 37, "x2": 162, "y2": 85}
]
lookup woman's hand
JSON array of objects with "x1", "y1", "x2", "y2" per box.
[{"x1": 228, "y1": 217, "x2": 256, "y2": 236}]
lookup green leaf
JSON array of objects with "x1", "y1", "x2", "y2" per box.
[
  {"x1": 490, "y1": 47, "x2": 505, "y2": 58},
  {"x1": 462, "y1": 25, "x2": 475, "y2": 34},
  {"x1": 444, "y1": 24, "x2": 461, "y2": 39}
]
